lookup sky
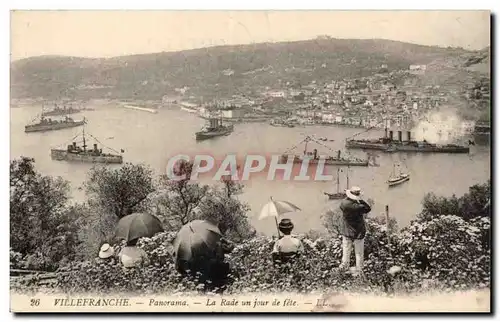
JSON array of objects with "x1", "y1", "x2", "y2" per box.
[{"x1": 10, "y1": 10, "x2": 491, "y2": 61}]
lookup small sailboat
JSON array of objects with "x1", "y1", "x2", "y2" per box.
[
  {"x1": 324, "y1": 167, "x2": 350, "y2": 200},
  {"x1": 387, "y1": 162, "x2": 410, "y2": 187}
]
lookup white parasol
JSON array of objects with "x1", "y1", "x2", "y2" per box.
[{"x1": 259, "y1": 197, "x2": 301, "y2": 236}]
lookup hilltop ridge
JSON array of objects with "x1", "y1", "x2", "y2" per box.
[{"x1": 10, "y1": 37, "x2": 486, "y2": 100}]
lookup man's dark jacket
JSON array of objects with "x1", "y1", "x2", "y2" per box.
[{"x1": 339, "y1": 198, "x2": 372, "y2": 239}]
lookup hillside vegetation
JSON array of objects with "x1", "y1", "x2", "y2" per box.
[{"x1": 10, "y1": 38, "x2": 481, "y2": 100}]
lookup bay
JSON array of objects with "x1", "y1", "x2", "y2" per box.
[{"x1": 10, "y1": 102, "x2": 491, "y2": 236}]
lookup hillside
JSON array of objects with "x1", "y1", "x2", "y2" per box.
[{"x1": 10, "y1": 37, "x2": 481, "y2": 100}]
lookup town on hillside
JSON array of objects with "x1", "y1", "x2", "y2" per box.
[{"x1": 163, "y1": 65, "x2": 489, "y2": 136}]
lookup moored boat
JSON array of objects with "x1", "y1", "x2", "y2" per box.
[
  {"x1": 387, "y1": 162, "x2": 410, "y2": 187},
  {"x1": 195, "y1": 118, "x2": 234, "y2": 141},
  {"x1": 25, "y1": 116, "x2": 86, "y2": 133},
  {"x1": 345, "y1": 120, "x2": 470, "y2": 154},
  {"x1": 324, "y1": 167, "x2": 350, "y2": 200},
  {"x1": 42, "y1": 104, "x2": 80, "y2": 116},
  {"x1": 281, "y1": 136, "x2": 370, "y2": 167},
  {"x1": 388, "y1": 173, "x2": 410, "y2": 186}
]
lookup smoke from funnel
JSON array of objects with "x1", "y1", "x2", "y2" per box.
[{"x1": 412, "y1": 108, "x2": 467, "y2": 144}]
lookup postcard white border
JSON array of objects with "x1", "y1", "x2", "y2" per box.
[{"x1": 3, "y1": 1, "x2": 498, "y2": 321}]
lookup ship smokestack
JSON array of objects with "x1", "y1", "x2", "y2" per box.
[
  {"x1": 337, "y1": 150, "x2": 341, "y2": 159},
  {"x1": 93, "y1": 144, "x2": 98, "y2": 151},
  {"x1": 407, "y1": 131, "x2": 411, "y2": 142},
  {"x1": 389, "y1": 131, "x2": 394, "y2": 141},
  {"x1": 72, "y1": 142, "x2": 76, "y2": 148},
  {"x1": 398, "y1": 131, "x2": 403, "y2": 142}
]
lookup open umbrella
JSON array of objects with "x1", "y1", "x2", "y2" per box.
[
  {"x1": 172, "y1": 220, "x2": 224, "y2": 274},
  {"x1": 115, "y1": 212, "x2": 164, "y2": 242},
  {"x1": 259, "y1": 197, "x2": 301, "y2": 236}
]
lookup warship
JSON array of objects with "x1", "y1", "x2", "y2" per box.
[
  {"x1": 42, "y1": 104, "x2": 80, "y2": 116},
  {"x1": 345, "y1": 126, "x2": 470, "y2": 154},
  {"x1": 195, "y1": 117, "x2": 234, "y2": 141},
  {"x1": 25, "y1": 116, "x2": 86, "y2": 133},
  {"x1": 51, "y1": 127, "x2": 123, "y2": 164},
  {"x1": 324, "y1": 167, "x2": 350, "y2": 200},
  {"x1": 281, "y1": 136, "x2": 370, "y2": 166},
  {"x1": 472, "y1": 121, "x2": 490, "y2": 145}
]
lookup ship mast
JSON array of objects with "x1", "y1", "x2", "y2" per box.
[
  {"x1": 336, "y1": 168, "x2": 340, "y2": 193},
  {"x1": 82, "y1": 126, "x2": 87, "y2": 152},
  {"x1": 303, "y1": 136, "x2": 309, "y2": 155},
  {"x1": 346, "y1": 166, "x2": 350, "y2": 189}
]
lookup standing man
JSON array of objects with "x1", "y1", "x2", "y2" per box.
[{"x1": 338, "y1": 186, "x2": 372, "y2": 275}]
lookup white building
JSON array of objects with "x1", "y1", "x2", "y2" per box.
[
  {"x1": 369, "y1": 118, "x2": 379, "y2": 127},
  {"x1": 321, "y1": 113, "x2": 335, "y2": 123},
  {"x1": 221, "y1": 108, "x2": 245, "y2": 119},
  {"x1": 409, "y1": 64, "x2": 427, "y2": 71},
  {"x1": 267, "y1": 91, "x2": 286, "y2": 98},
  {"x1": 461, "y1": 121, "x2": 475, "y2": 134},
  {"x1": 174, "y1": 87, "x2": 189, "y2": 95}
]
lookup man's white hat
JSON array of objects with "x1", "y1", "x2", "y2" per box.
[
  {"x1": 346, "y1": 186, "x2": 362, "y2": 201},
  {"x1": 99, "y1": 243, "x2": 115, "y2": 259}
]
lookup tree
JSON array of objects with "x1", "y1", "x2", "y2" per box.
[
  {"x1": 153, "y1": 161, "x2": 255, "y2": 241},
  {"x1": 419, "y1": 180, "x2": 490, "y2": 221},
  {"x1": 154, "y1": 160, "x2": 209, "y2": 229},
  {"x1": 10, "y1": 157, "x2": 79, "y2": 270},
  {"x1": 84, "y1": 163, "x2": 156, "y2": 219},
  {"x1": 198, "y1": 177, "x2": 255, "y2": 242}
]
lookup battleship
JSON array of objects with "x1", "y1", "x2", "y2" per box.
[
  {"x1": 473, "y1": 121, "x2": 490, "y2": 145},
  {"x1": 346, "y1": 128, "x2": 470, "y2": 154},
  {"x1": 281, "y1": 136, "x2": 370, "y2": 166},
  {"x1": 25, "y1": 116, "x2": 86, "y2": 133},
  {"x1": 51, "y1": 128, "x2": 123, "y2": 164},
  {"x1": 195, "y1": 117, "x2": 234, "y2": 141},
  {"x1": 42, "y1": 104, "x2": 80, "y2": 116}
]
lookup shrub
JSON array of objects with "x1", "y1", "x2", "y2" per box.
[
  {"x1": 42, "y1": 214, "x2": 490, "y2": 296},
  {"x1": 399, "y1": 215, "x2": 490, "y2": 289},
  {"x1": 85, "y1": 163, "x2": 156, "y2": 219},
  {"x1": 420, "y1": 181, "x2": 491, "y2": 221},
  {"x1": 10, "y1": 157, "x2": 80, "y2": 271}
]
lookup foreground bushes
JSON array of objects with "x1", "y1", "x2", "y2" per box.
[{"x1": 11, "y1": 215, "x2": 490, "y2": 295}]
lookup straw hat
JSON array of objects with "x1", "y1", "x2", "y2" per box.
[
  {"x1": 278, "y1": 218, "x2": 294, "y2": 231},
  {"x1": 99, "y1": 243, "x2": 115, "y2": 259},
  {"x1": 346, "y1": 186, "x2": 362, "y2": 201}
]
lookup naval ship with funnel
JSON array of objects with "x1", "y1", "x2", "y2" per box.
[
  {"x1": 51, "y1": 127, "x2": 123, "y2": 164},
  {"x1": 195, "y1": 117, "x2": 234, "y2": 141},
  {"x1": 281, "y1": 136, "x2": 370, "y2": 166},
  {"x1": 345, "y1": 121, "x2": 470, "y2": 154}
]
